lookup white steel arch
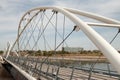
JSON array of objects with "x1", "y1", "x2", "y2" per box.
[
  {"x1": 64, "y1": 7, "x2": 120, "y2": 24},
  {"x1": 11, "y1": 6, "x2": 120, "y2": 74}
]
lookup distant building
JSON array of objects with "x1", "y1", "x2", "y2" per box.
[{"x1": 62, "y1": 47, "x2": 83, "y2": 53}]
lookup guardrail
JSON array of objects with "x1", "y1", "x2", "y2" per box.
[
  {"x1": 6, "y1": 56, "x2": 120, "y2": 80},
  {"x1": 3, "y1": 58, "x2": 36, "y2": 80}
]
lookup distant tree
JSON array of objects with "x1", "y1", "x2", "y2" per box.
[
  {"x1": 37, "y1": 50, "x2": 41, "y2": 53},
  {"x1": 0, "y1": 50, "x2": 3, "y2": 55}
]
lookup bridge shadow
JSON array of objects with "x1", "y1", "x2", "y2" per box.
[{"x1": 0, "y1": 63, "x2": 14, "y2": 80}]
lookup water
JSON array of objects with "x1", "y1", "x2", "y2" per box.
[{"x1": 73, "y1": 62, "x2": 119, "y2": 77}]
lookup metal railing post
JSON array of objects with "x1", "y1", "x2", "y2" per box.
[
  {"x1": 55, "y1": 66, "x2": 60, "y2": 80},
  {"x1": 70, "y1": 65, "x2": 75, "y2": 80}
]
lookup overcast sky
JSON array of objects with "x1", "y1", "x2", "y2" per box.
[{"x1": 0, "y1": 0, "x2": 120, "y2": 50}]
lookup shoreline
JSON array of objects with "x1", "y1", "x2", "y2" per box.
[{"x1": 28, "y1": 55, "x2": 108, "y2": 62}]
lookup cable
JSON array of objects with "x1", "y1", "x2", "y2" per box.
[
  {"x1": 88, "y1": 55, "x2": 101, "y2": 80},
  {"x1": 107, "y1": 28, "x2": 120, "y2": 77},
  {"x1": 110, "y1": 29, "x2": 120, "y2": 44},
  {"x1": 39, "y1": 25, "x2": 77, "y2": 67},
  {"x1": 55, "y1": 25, "x2": 77, "y2": 51},
  {"x1": 88, "y1": 28, "x2": 120, "y2": 80},
  {"x1": 32, "y1": 11, "x2": 55, "y2": 50}
]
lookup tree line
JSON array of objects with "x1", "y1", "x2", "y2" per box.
[
  {"x1": 18, "y1": 50, "x2": 104, "y2": 56},
  {"x1": 0, "y1": 50, "x2": 3, "y2": 55}
]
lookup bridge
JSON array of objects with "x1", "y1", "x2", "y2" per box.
[{"x1": 1, "y1": 6, "x2": 120, "y2": 80}]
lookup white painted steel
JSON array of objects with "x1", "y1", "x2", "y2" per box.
[
  {"x1": 5, "y1": 42, "x2": 10, "y2": 59},
  {"x1": 0, "y1": 56, "x2": 3, "y2": 63},
  {"x1": 5, "y1": 59, "x2": 36, "y2": 80},
  {"x1": 64, "y1": 7, "x2": 120, "y2": 24},
  {"x1": 86, "y1": 22, "x2": 120, "y2": 28},
  {"x1": 54, "y1": 7, "x2": 120, "y2": 74},
  {"x1": 12, "y1": 6, "x2": 120, "y2": 74}
]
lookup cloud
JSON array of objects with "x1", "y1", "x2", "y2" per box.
[
  {"x1": 0, "y1": 0, "x2": 120, "y2": 50},
  {"x1": 54, "y1": 0, "x2": 120, "y2": 20},
  {"x1": 0, "y1": 6, "x2": 2, "y2": 9}
]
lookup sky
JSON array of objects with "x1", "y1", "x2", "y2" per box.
[{"x1": 0, "y1": 0, "x2": 120, "y2": 50}]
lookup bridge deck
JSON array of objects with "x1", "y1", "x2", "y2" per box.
[
  {"x1": 0, "y1": 63, "x2": 14, "y2": 80},
  {"x1": 40, "y1": 63, "x2": 118, "y2": 80},
  {"x1": 7, "y1": 56, "x2": 120, "y2": 80}
]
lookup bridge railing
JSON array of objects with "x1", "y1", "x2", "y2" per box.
[{"x1": 7, "y1": 56, "x2": 120, "y2": 80}]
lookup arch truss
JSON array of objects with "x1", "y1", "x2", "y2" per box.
[{"x1": 7, "y1": 6, "x2": 120, "y2": 79}]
